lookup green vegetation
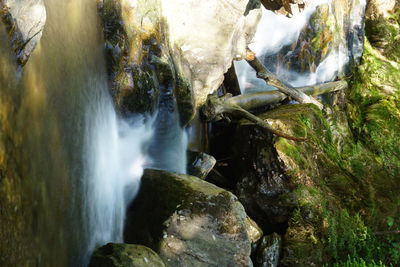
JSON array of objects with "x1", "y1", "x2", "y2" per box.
[{"x1": 265, "y1": 37, "x2": 400, "y2": 264}]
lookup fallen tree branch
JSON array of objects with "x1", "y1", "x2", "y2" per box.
[
  {"x1": 227, "y1": 80, "x2": 348, "y2": 111},
  {"x1": 201, "y1": 80, "x2": 347, "y2": 141},
  {"x1": 201, "y1": 94, "x2": 307, "y2": 141},
  {"x1": 245, "y1": 48, "x2": 324, "y2": 109}
]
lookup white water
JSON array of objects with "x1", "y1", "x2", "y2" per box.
[
  {"x1": 235, "y1": 0, "x2": 366, "y2": 91},
  {"x1": 83, "y1": 82, "x2": 153, "y2": 259},
  {"x1": 147, "y1": 91, "x2": 188, "y2": 174}
]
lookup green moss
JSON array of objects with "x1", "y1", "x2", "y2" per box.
[
  {"x1": 258, "y1": 96, "x2": 399, "y2": 265},
  {"x1": 174, "y1": 71, "x2": 195, "y2": 126}
]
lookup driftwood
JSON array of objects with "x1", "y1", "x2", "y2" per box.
[
  {"x1": 229, "y1": 80, "x2": 347, "y2": 111},
  {"x1": 245, "y1": 48, "x2": 324, "y2": 109},
  {"x1": 201, "y1": 80, "x2": 348, "y2": 141}
]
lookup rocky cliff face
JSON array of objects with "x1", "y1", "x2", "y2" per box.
[{"x1": 98, "y1": 0, "x2": 262, "y2": 121}]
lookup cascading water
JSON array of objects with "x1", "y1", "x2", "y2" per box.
[
  {"x1": 0, "y1": 0, "x2": 153, "y2": 265},
  {"x1": 82, "y1": 85, "x2": 152, "y2": 262},
  {"x1": 235, "y1": 0, "x2": 366, "y2": 91},
  {"x1": 147, "y1": 88, "x2": 188, "y2": 175}
]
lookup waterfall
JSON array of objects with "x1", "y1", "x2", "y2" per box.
[
  {"x1": 235, "y1": 0, "x2": 366, "y2": 91},
  {"x1": 82, "y1": 87, "x2": 152, "y2": 262},
  {"x1": 147, "y1": 89, "x2": 188, "y2": 175},
  {"x1": 0, "y1": 0, "x2": 157, "y2": 265}
]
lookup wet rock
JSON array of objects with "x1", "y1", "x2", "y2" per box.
[
  {"x1": 256, "y1": 234, "x2": 282, "y2": 267},
  {"x1": 187, "y1": 151, "x2": 216, "y2": 179},
  {"x1": 89, "y1": 243, "x2": 166, "y2": 267},
  {"x1": 97, "y1": 0, "x2": 162, "y2": 115},
  {"x1": 0, "y1": 0, "x2": 46, "y2": 66},
  {"x1": 124, "y1": 168, "x2": 253, "y2": 267}
]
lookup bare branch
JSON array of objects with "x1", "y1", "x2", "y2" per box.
[{"x1": 245, "y1": 48, "x2": 324, "y2": 109}]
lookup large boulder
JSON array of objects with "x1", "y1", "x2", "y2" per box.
[
  {"x1": 0, "y1": 0, "x2": 46, "y2": 66},
  {"x1": 98, "y1": 0, "x2": 261, "y2": 119},
  {"x1": 124, "y1": 168, "x2": 257, "y2": 267},
  {"x1": 89, "y1": 243, "x2": 166, "y2": 267}
]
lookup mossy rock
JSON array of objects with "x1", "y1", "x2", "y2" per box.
[
  {"x1": 124, "y1": 169, "x2": 254, "y2": 267},
  {"x1": 232, "y1": 100, "x2": 400, "y2": 265},
  {"x1": 89, "y1": 243, "x2": 166, "y2": 267}
]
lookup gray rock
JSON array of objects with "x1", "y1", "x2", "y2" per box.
[
  {"x1": 256, "y1": 234, "x2": 282, "y2": 267},
  {"x1": 89, "y1": 243, "x2": 166, "y2": 267},
  {"x1": 187, "y1": 151, "x2": 216, "y2": 179},
  {"x1": 0, "y1": 0, "x2": 46, "y2": 66},
  {"x1": 124, "y1": 169, "x2": 253, "y2": 267}
]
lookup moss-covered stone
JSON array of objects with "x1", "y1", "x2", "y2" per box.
[
  {"x1": 124, "y1": 169, "x2": 254, "y2": 267},
  {"x1": 232, "y1": 98, "x2": 400, "y2": 265},
  {"x1": 89, "y1": 243, "x2": 166, "y2": 267},
  {"x1": 231, "y1": 16, "x2": 400, "y2": 265}
]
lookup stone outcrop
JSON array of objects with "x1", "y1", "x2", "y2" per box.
[
  {"x1": 124, "y1": 169, "x2": 256, "y2": 267},
  {"x1": 0, "y1": 0, "x2": 46, "y2": 66},
  {"x1": 97, "y1": 0, "x2": 261, "y2": 120},
  {"x1": 89, "y1": 243, "x2": 166, "y2": 267}
]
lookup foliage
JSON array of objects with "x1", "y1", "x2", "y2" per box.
[{"x1": 330, "y1": 255, "x2": 388, "y2": 267}]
